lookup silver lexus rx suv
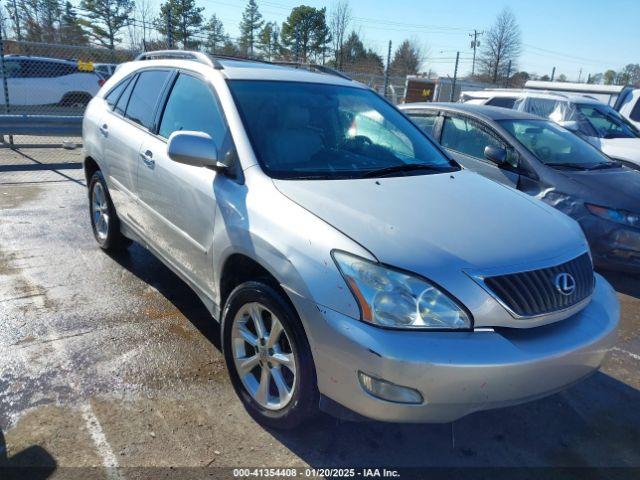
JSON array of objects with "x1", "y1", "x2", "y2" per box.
[{"x1": 82, "y1": 51, "x2": 619, "y2": 429}]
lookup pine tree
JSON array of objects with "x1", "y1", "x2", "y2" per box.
[
  {"x1": 205, "y1": 13, "x2": 226, "y2": 54},
  {"x1": 156, "y1": 0, "x2": 204, "y2": 49},
  {"x1": 258, "y1": 21, "x2": 279, "y2": 61},
  {"x1": 239, "y1": 0, "x2": 263, "y2": 56},
  {"x1": 281, "y1": 6, "x2": 330, "y2": 63},
  {"x1": 60, "y1": 2, "x2": 88, "y2": 45},
  {"x1": 79, "y1": 0, "x2": 134, "y2": 50}
]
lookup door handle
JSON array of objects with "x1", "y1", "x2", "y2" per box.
[
  {"x1": 140, "y1": 149, "x2": 155, "y2": 168},
  {"x1": 99, "y1": 124, "x2": 108, "y2": 137}
]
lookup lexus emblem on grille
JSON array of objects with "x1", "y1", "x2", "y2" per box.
[{"x1": 554, "y1": 273, "x2": 576, "y2": 296}]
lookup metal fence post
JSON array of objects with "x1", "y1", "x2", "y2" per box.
[
  {"x1": 0, "y1": 24, "x2": 13, "y2": 146},
  {"x1": 384, "y1": 40, "x2": 392, "y2": 99},
  {"x1": 167, "y1": 7, "x2": 174, "y2": 49}
]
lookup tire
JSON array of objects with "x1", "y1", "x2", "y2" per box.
[
  {"x1": 88, "y1": 171, "x2": 130, "y2": 251},
  {"x1": 222, "y1": 281, "x2": 319, "y2": 429}
]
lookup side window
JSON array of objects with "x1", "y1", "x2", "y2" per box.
[
  {"x1": 407, "y1": 113, "x2": 438, "y2": 135},
  {"x1": 124, "y1": 70, "x2": 171, "y2": 130},
  {"x1": 158, "y1": 73, "x2": 226, "y2": 145},
  {"x1": 441, "y1": 116, "x2": 503, "y2": 160},
  {"x1": 486, "y1": 97, "x2": 517, "y2": 109},
  {"x1": 114, "y1": 75, "x2": 136, "y2": 115},
  {"x1": 105, "y1": 77, "x2": 131, "y2": 109},
  {"x1": 631, "y1": 99, "x2": 640, "y2": 122}
]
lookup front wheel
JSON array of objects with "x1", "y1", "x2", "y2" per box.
[{"x1": 223, "y1": 281, "x2": 319, "y2": 429}]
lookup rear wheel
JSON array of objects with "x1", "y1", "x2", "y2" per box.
[
  {"x1": 223, "y1": 281, "x2": 319, "y2": 429},
  {"x1": 88, "y1": 171, "x2": 130, "y2": 251}
]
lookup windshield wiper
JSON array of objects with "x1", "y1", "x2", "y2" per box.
[
  {"x1": 361, "y1": 163, "x2": 452, "y2": 178},
  {"x1": 589, "y1": 161, "x2": 622, "y2": 170},
  {"x1": 547, "y1": 162, "x2": 590, "y2": 171}
]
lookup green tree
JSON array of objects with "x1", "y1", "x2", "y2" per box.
[
  {"x1": 239, "y1": 0, "x2": 263, "y2": 56},
  {"x1": 60, "y1": 2, "x2": 88, "y2": 45},
  {"x1": 14, "y1": 0, "x2": 61, "y2": 43},
  {"x1": 204, "y1": 13, "x2": 226, "y2": 54},
  {"x1": 156, "y1": 0, "x2": 204, "y2": 49},
  {"x1": 389, "y1": 39, "x2": 424, "y2": 77},
  {"x1": 79, "y1": 0, "x2": 134, "y2": 49},
  {"x1": 259, "y1": 21, "x2": 280, "y2": 61},
  {"x1": 556, "y1": 73, "x2": 567, "y2": 82},
  {"x1": 603, "y1": 69, "x2": 616, "y2": 85},
  {"x1": 336, "y1": 31, "x2": 383, "y2": 74},
  {"x1": 281, "y1": 5, "x2": 330, "y2": 63}
]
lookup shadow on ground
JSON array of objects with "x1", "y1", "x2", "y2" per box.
[
  {"x1": 0, "y1": 429, "x2": 56, "y2": 479},
  {"x1": 599, "y1": 270, "x2": 640, "y2": 299},
  {"x1": 108, "y1": 241, "x2": 640, "y2": 471}
]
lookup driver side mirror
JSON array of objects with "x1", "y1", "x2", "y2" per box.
[
  {"x1": 167, "y1": 131, "x2": 230, "y2": 170},
  {"x1": 484, "y1": 145, "x2": 508, "y2": 165}
]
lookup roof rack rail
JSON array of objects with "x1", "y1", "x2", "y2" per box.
[
  {"x1": 135, "y1": 50, "x2": 222, "y2": 69},
  {"x1": 270, "y1": 61, "x2": 352, "y2": 80}
]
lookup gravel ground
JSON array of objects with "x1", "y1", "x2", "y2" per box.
[{"x1": 1, "y1": 144, "x2": 639, "y2": 479}]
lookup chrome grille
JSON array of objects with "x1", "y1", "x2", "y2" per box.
[{"x1": 483, "y1": 253, "x2": 594, "y2": 317}]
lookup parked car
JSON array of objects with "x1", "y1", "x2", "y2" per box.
[
  {"x1": 1, "y1": 55, "x2": 104, "y2": 107},
  {"x1": 459, "y1": 90, "x2": 640, "y2": 169},
  {"x1": 617, "y1": 88, "x2": 640, "y2": 130},
  {"x1": 94, "y1": 63, "x2": 118, "y2": 80},
  {"x1": 83, "y1": 50, "x2": 618, "y2": 429},
  {"x1": 401, "y1": 102, "x2": 640, "y2": 273}
]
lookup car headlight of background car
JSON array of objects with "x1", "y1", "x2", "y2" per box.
[
  {"x1": 332, "y1": 251, "x2": 471, "y2": 330},
  {"x1": 586, "y1": 203, "x2": 640, "y2": 228}
]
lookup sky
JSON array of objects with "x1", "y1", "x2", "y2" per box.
[{"x1": 140, "y1": 0, "x2": 640, "y2": 79}]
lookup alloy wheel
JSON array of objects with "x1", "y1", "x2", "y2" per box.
[{"x1": 231, "y1": 302, "x2": 297, "y2": 410}]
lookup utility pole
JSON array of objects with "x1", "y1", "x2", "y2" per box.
[
  {"x1": 469, "y1": 30, "x2": 483, "y2": 77},
  {"x1": 450, "y1": 51, "x2": 460, "y2": 102},
  {"x1": 505, "y1": 60, "x2": 512, "y2": 87},
  {"x1": 167, "y1": 5, "x2": 174, "y2": 49},
  {"x1": 384, "y1": 40, "x2": 392, "y2": 98},
  {"x1": 578, "y1": 68, "x2": 583, "y2": 83},
  {"x1": 551, "y1": 66, "x2": 556, "y2": 82}
]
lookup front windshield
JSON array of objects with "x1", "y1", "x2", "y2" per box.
[
  {"x1": 499, "y1": 119, "x2": 617, "y2": 169},
  {"x1": 228, "y1": 80, "x2": 457, "y2": 179},
  {"x1": 574, "y1": 103, "x2": 640, "y2": 139}
]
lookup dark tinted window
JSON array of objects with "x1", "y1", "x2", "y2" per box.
[
  {"x1": 22, "y1": 60, "x2": 76, "y2": 78},
  {"x1": 125, "y1": 70, "x2": 170, "y2": 129},
  {"x1": 631, "y1": 99, "x2": 640, "y2": 122},
  {"x1": 486, "y1": 97, "x2": 517, "y2": 109},
  {"x1": 159, "y1": 74, "x2": 226, "y2": 144},
  {"x1": 105, "y1": 77, "x2": 131, "y2": 109},
  {"x1": 2, "y1": 60, "x2": 21, "y2": 78},
  {"x1": 115, "y1": 75, "x2": 136, "y2": 115},
  {"x1": 406, "y1": 112, "x2": 438, "y2": 135}
]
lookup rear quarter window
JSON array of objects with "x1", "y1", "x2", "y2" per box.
[
  {"x1": 124, "y1": 70, "x2": 171, "y2": 130},
  {"x1": 486, "y1": 97, "x2": 517, "y2": 109},
  {"x1": 631, "y1": 98, "x2": 640, "y2": 122}
]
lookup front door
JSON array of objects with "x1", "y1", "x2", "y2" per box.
[
  {"x1": 137, "y1": 72, "x2": 231, "y2": 293},
  {"x1": 439, "y1": 115, "x2": 520, "y2": 188}
]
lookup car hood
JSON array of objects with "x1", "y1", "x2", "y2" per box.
[
  {"x1": 557, "y1": 167, "x2": 640, "y2": 212},
  {"x1": 274, "y1": 170, "x2": 586, "y2": 277},
  {"x1": 596, "y1": 138, "x2": 640, "y2": 164}
]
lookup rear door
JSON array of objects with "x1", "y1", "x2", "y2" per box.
[
  {"x1": 137, "y1": 71, "x2": 230, "y2": 292},
  {"x1": 102, "y1": 69, "x2": 172, "y2": 223},
  {"x1": 439, "y1": 114, "x2": 520, "y2": 187}
]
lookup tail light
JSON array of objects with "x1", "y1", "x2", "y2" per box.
[{"x1": 98, "y1": 78, "x2": 105, "y2": 87}]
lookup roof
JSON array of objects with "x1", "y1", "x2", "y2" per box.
[
  {"x1": 399, "y1": 102, "x2": 544, "y2": 121},
  {"x1": 525, "y1": 80, "x2": 629, "y2": 94},
  {"x1": 131, "y1": 50, "x2": 361, "y2": 87},
  {"x1": 461, "y1": 88, "x2": 605, "y2": 105},
  {"x1": 4, "y1": 54, "x2": 76, "y2": 64}
]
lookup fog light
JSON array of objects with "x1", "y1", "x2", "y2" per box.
[{"x1": 358, "y1": 371, "x2": 423, "y2": 404}]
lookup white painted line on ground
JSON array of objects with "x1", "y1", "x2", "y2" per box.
[
  {"x1": 80, "y1": 402, "x2": 124, "y2": 480},
  {"x1": 612, "y1": 347, "x2": 640, "y2": 362}
]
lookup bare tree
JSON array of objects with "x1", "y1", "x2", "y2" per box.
[
  {"x1": 478, "y1": 8, "x2": 521, "y2": 83},
  {"x1": 329, "y1": 0, "x2": 350, "y2": 69}
]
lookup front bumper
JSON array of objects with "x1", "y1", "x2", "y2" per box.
[{"x1": 305, "y1": 273, "x2": 619, "y2": 423}]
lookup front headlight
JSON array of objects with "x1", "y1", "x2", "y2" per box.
[
  {"x1": 332, "y1": 251, "x2": 471, "y2": 330},
  {"x1": 586, "y1": 203, "x2": 640, "y2": 228}
]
